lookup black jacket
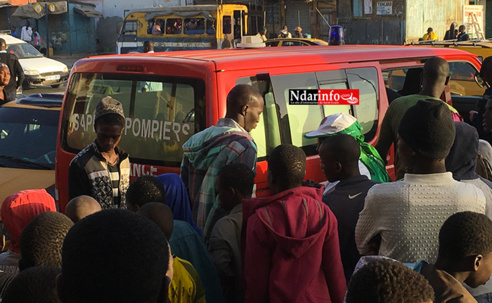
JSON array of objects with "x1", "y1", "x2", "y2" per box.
[{"x1": 0, "y1": 52, "x2": 24, "y2": 95}]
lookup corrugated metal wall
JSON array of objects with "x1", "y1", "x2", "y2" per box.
[
  {"x1": 405, "y1": 0, "x2": 466, "y2": 42},
  {"x1": 284, "y1": 1, "x2": 311, "y2": 37}
]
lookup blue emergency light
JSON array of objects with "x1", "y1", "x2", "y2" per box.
[{"x1": 329, "y1": 25, "x2": 345, "y2": 45}]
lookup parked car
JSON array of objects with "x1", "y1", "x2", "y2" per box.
[
  {"x1": 265, "y1": 38, "x2": 328, "y2": 47},
  {"x1": 0, "y1": 34, "x2": 69, "y2": 88},
  {"x1": 0, "y1": 93, "x2": 62, "y2": 205}
]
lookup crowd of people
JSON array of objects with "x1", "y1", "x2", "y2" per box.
[{"x1": 2, "y1": 55, "x2": 492, "y2": 303}]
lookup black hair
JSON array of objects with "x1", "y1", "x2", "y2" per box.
[
  {"x1": 480, "y1": 56, "x2": 492, "y2": 79},
  {"x1": 19, "y1": 211, "x2": 74, "y2": 271},
  {"x1": 60, "y1": 209, "x2": 169, "y2": 303},
  {"x1": 217, "y1": 163, "x2": 255, "y2": 198},
  {"x1": 268, "y1": 144, "x2": 306, "y2": 188},
  {"x1": 126, "y1": 175, "x2": 166, "y2": 208},
  {"x1": 94, "y1": 113, "x2": 125, "y2": 129},
  {"x1": 138, "y1": 202, "x2": 174, "y2": 240},
  {"x1": 439, "y1": 211, "x2": 492, "y2": 262},
  {"x1": 319, "y1": 134, "x2": 360, "y2": 169},
  {"x1": 0, "y1": 39, "x2": 5, "y2": 47},
  {"x1": 459, "y1": 25, "x2": 466, "y2": 32},
  {"x1": 226, "y1": 84, "x2": 263, "y2": 115},
  {"x1": 2, "y1": 266, "x2": 61, "y2": 303},
  {"x1": 346, "y1": 258, "x2": 435, "y2": 303}
]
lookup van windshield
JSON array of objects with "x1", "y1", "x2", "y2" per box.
[
  {"x1": 8, "y1": 43, "x2": 43, "y2": 59},
  {"x1": 62, "y1": 73, "x2": 205, "y2": 166}
]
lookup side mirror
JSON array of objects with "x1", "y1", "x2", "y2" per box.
[{"x1": 475, "y1": 73, "x2": 487, "y2": 88}]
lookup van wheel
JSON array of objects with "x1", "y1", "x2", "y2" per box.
[{"x1": 51, "y1": 84, "x2": 62, "y2": 88}]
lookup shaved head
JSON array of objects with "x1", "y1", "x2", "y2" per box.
[
  {"x1": 65, "y1": 195, "x2": 102, "y2": 223},
  {"x1": 422, "y1": 57, "x2": 449, "y2": 85},
  {"x1": 226, "y1": 84, "x2": 263, "y2": 116}
]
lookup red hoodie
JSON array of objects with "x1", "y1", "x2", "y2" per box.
[{"x1": 243, "y1": 186, "x2": 346, "y2": 303}]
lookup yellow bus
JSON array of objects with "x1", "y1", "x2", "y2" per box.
[{"x1": 117, "y1": 4, "x2": 249, "y2": 54}]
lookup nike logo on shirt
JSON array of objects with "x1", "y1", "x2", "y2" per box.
[{"x1": 348, "y1": 192, "x2": 363, "y2": 199}]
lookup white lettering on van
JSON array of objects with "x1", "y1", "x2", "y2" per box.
[
  {"x1": 72, "y1": 114, "x2": 94, "y2": 132},
  {"x1": 125, "y1": 118, "x2": 132, "y2": 135},
  {"x1": 162, "y1": 121, "x2": 172, "y2": 140},
  {"x1": 131, "y1": 164, "x2": 158, "y2": 177},
  {"x1": 73, "y1": 114, "x2": 79, "y2": 131},
  {"x1": 141, "y1": 119, "x2": 152, "y2": 138},
  {"x1": 73, "y1": 115, "x2": 191, "y2": 142},
  {"x1": 132, "y1": 119, "x2": 141, "y2": 137}
]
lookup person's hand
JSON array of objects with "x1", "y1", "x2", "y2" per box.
[{"x1": 470, "y1": 110, "x2": 478, "y2": 122}]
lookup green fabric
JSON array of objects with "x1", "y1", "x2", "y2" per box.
[{"x1": 320, "y1": 121, "x2": 391, "y2": 183}]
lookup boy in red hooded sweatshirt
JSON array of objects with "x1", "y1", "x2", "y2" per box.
[{"x1": 243, "y1": 144, "x2": 346, "y2": 303}]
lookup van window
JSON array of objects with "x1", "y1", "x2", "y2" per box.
[
  {"x1": 237, "y1": 68, "x2": 379, "y2": 156},
  {"x1": 270, "y1": 72, "x2": 323, "y2": 155},
  {"x1": 347, "y1": 68, "x2": 379, "y2": 141},
  {"x1": 62, "y1": 73, "x2": 206, "y2": 166}
]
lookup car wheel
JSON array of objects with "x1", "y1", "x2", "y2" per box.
[{"x1": 51, "y1": 84, "x2": 62, "y2": 88}]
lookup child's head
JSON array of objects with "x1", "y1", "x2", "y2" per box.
[
  {"x1": 58, "y1": 209, "x2": 170, "y2": 303},
  {"x1": 137, "y1": 202, "x2": 174, "y2": 241},
  {"x1": 126, "y1": 175, "x2": 166, "y2": 212},
  {"x1": 438, "y1": 211, "x2": 492, "y2": 288},
  {"x1": 398, "y1": 99, "x2": 455, "y2": 166},
  {"x1": 65, "y1": 195, "x2": 102, "y2": 223},
  {"x1": 19, "y1": 212, "x2": 74, "y2": 271},
  {"x1": 318, "y1": 134, "x2": 360, "y2": 182},
  {"x1": 3, "y1": 266, "x2": 61, "y2": 303},
  {"x1": 267, "y1": 144, "x2": 306, "y2": 194},
  {"x1": 346, "y1": 258, "x2": 434, "y2": 303},
  {"x1": 216, "y1": 163, "x2": 255, "y2": 210}
]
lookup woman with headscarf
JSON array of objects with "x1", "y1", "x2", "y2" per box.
[{"x1": 156, "y1": 173, "x2": 202, "y2": 236}]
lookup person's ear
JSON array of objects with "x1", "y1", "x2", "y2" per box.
[
  {"x1": 335, "y1": 161, "x2": 342, "y2": 173},
  {"x1": 241, "y1": 105, "x2": 248, "y2": 116},
  {"x1": 474, "y1": 254, "x2": 484, "y2": 271}
]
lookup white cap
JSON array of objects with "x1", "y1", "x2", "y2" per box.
[{"x1": 304, "y1": 113, "x2": 357, "y2": 138}]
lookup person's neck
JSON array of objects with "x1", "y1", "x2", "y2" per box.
[
  {"x1": 434, "y1": 258, "x2": 469, "y2": 284},
  {"x1": 271, "y1": 183, "x2": 302, "y2": 195},
  {"x1": 419, "y1": 86, "x2": 443, "y2": 99},
  {"x1": 339, "y1": 168, "x2": 361, "y2": 181},
  {"x1": 407, "y1": 159, "x2": 447, "y2": 174},
  {"x1": 100, "y1": 150, "x2": 118, "y2": 165},
  {"x1": 224, "y1": 114, "x2": 244, "y2": 128}
]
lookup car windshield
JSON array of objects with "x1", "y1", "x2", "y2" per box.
[
  {"x1": 0, "y1": 107, "x2": 59, "y2": 169},
  {"x1": 7, "y1": 43, "x2": 43, "y2": 59}
]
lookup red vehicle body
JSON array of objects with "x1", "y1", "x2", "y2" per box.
[{"x1": 55, "y1": 45, "x2": 483, "y2": 212}]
